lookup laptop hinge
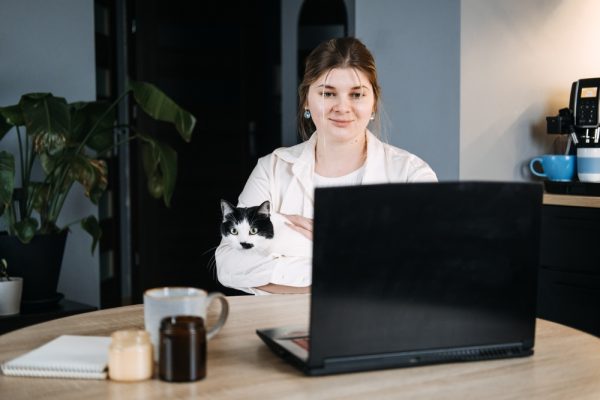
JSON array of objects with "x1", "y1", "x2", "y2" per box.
[{"x1": 323, "y1": 342, "x2": 529, "y2": 368}]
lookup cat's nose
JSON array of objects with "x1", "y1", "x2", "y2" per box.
[{"x1": 240, "y1": 242, "x2": 254, "y2": 249}]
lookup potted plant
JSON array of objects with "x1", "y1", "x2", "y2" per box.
[
  {"x1": 0, "y1": 81, "x2": 196, "y2": 305},
  {"x1": 0, "y1": 258, "x2": 23, "y2": 316}
]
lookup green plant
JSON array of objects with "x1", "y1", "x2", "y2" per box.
[
  {"x1": 0, "y1": 81, "x2": 196, "y2": 251},
  {"x1": 0, "y1": 259, "x2": 9, "y2": 281}
]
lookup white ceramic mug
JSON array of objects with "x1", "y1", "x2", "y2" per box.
[
  {"x1": 577, "y1": 147, "x2": 600, "y2": 182},
  {"x1": 143, "y1": 287, "x2": 229, "y2": 359}
]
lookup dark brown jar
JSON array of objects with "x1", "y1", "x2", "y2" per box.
[{"x1": 158, "y1": 315, "x2": 207, "y2": 382}]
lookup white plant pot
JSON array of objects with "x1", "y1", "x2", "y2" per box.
[{"x1": 0, "y1": 277, "x2": 23, "y2": 316}]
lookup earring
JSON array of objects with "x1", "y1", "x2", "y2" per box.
[
  {"x1": 370, "y1": 113, "x2": 375, "y2": 121},
  {"x1": 304, "y1": 109, "x2": 311, "y2": 119}
]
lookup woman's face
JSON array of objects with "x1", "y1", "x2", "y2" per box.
[{"x1": 306, "y1": 67, "x2": 375, "y2": 143}]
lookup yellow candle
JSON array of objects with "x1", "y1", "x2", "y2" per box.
[{"x1": 108, "y1": 330, "x2": 153, "y2": 381}]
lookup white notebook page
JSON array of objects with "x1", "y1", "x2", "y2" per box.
[{"x1": 1, "y1": 335, "x2": 111, "y2": 379}]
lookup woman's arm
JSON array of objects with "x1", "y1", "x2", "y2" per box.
[
  {"x1": 256, "y1": 284, "x2": 311, "y2": 294},
  {"x1": 282, "y1": 214, "x2": 313, "y2": 240},
  {"x1": 215, "y1": 156, "x2": 311, "y2": 293},
  {"x1": 215, "y1": 241, "x2": 311, "y2": 293}
]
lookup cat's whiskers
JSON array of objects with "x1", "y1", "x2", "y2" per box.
[
  {"x1": 201, "y1": 245, "x2": 219, "y2": 256},
  {"x1": 207, "y1": 254, "x2": 218, "y2": 279},
  {"x1": 203, "y1": 245, "x2": 220, "y2": 279}
]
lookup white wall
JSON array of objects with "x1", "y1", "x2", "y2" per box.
[
  {"x1": 356, "y1": 0, "x2": 461, "y2": 181},
  {"x1": 461, "y1": 0, "x2": 600, "y2": 180},
  {"x1": 0, "y1": 0, "x2": 99, "y2": 306}
]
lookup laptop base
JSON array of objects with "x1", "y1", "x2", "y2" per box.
[{"x1": 257, "y1": 327, "x2": 534, "y2": 376}]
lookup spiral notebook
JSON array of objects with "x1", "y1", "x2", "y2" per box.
[{"x1": 1, "y1": 335, "x2": 111, "y2": 379}]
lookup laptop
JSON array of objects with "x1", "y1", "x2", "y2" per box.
[{"x1": 256, "y1": 182, "x2": 542, "y2": 376}]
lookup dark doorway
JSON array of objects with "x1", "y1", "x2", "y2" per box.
[
  {"x1": 127, "y1": 0, "x2": 281, "y2": 301},
  {"x1": 95, "y1": 0, "x2": 352, "y2": 306},
  {"x1": 298, "y1": 0, "x2": 348, "y2": 80}
]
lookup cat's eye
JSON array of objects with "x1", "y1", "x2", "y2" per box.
[
  {"x1": 249, "y1": 227, "x2": 258, "y2": 235},
  {"x1": 230, "y1": 228, "x2": 238, "y2": 235}
]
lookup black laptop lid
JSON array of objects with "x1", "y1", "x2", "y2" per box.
[{"x1": 308, "y1": 182, "x2": 542, "y2": 368}]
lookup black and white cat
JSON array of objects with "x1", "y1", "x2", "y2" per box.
[{"x1": 220, "y1": 199, "x2": 312, "y2": 257}]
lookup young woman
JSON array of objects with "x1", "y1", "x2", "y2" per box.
[{"x1": 216, "y1": 37, "x2": 437, "y2": 294}]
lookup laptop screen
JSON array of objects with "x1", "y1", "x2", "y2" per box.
[{"x1": 309, "y1": 182, "x2": 542, "y2": 366}]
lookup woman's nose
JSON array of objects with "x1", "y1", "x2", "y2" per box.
[{"x1": 333, "y1": 96, "x2": 351, "y2": 112}]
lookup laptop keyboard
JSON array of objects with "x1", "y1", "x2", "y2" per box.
[{"x1": 291, "y1": 337, "x2": 310, "y2": 351}]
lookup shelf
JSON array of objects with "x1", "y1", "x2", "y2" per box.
[
  {"x1": 543, "y1": 193, "x2": 600, "y2": 208},
  {"x1": 0, "y1": 299, "x2": 97, "y2": 335}
]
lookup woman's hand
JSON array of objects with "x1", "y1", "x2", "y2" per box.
[{"x1": 282, "y1": 214, "x2": 314, "y2": 240}]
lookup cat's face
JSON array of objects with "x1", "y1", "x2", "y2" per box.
[{"x1": 220, "y1": 200, "x2": 274, "y2": 250}]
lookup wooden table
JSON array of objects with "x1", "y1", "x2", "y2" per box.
[{"x1": 1, "y1": 295, "x2": 600, "y2": 399}]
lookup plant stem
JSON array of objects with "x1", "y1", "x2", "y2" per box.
[
  {"x1": 24, "y1": 127, "x2": 29, "y2": 172},
  {"x1": 76, "y1": 91, "x2": 130, "y2": 154},
  {"x1": 15, "y1": 126, "x2": 27, "y2": 220},
  {"x1": 48, "y1": 181, "x2": 73, "y2": 230},
  {"x1": 96, "y1": 133, "x2": 139, "y2": 158},
  {"x1": 16, "y1": 126, "x2": 25, "y2": 186},
  {"x1": 44, "y1": 165, "x2": 71, "y2": 230},
  {"x1": 7, "y1": 203, "x2": 16, "y2": 235}
]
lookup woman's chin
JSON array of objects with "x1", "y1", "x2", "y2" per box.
[{"x1": 320, "y1": 126, "x2": 365, "y2": 141}]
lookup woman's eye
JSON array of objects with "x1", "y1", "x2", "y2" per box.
[
  {"x1": 351, "y1": 92, "x2": 362, "y2": 99},
  {"x1": 230, "y1": 228, "x2": 238, "y2": 235},
  {"x1": 320, "y1": 91, "x2": 334, "y2": 98},
  {"x1": 249, "y1": 227, "x2": 258, "y2": 235}
]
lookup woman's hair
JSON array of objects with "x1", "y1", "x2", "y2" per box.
[{"x1": 297, "y1": 37, "x2": 381, "y2": 141}]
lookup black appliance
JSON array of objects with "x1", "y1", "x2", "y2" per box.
[{"x1": 546, "y1": 77, "x2": 600, "y2": 195}]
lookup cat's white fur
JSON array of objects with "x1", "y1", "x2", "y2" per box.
[
  {"x1": 223, "y1": 212, "x2": 312, "y2": 258},
  {"x1": 267, "y1": 213, "x2": 312, "y2": 257}
]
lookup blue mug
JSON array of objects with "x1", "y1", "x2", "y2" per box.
[
  {"x1": 577, "y1": 148, "x2": 600, "y2": 183},
  {"x1": 529, "y1": 155, "x2": 575, "y2": 181}
]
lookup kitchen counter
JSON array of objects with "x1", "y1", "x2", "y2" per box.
[{"x1": 543, "y1": 193, "x2": 600, "y2": 208}]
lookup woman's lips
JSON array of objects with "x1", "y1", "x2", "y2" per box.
[{"x1": 330, "y1": 119, "x2": 353, "y2": 127}]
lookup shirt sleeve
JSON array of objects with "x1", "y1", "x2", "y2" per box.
[
  {"x1": 215, "y1": 155, "x2": 311, "y2": 293},
  {"x1": 407, "y1": 156, "x2": 438, "y2": 183},
  {"x1": 215, "y1": 242, "x2": 311, "y2": 293}
]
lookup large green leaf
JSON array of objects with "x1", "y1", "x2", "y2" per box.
[
  {"x1": 0, "y1": 105, "x2": 23, "y2": 141},
  {"x1": 129, "y1": 81, "x2": 196, "y2": 142},
  {"x1": 27, "y1": 182, "x2": 51, "y2": 214},
  {"x1": 14, "y1": 217, "x2": 38, "y2": 244},
  {"x1": 0, "y1": 104, "x2": 25, "y2": 127},
  {"x1": 81, "y1": 215, "x2": 102, "y2": 254},
  {"x1": 67, "y1": 154, "x2": 108, "y2": 204},
  {"x1": 0, "y1": 118, "x2": 12, "y2": 141},
  {"x1": 139, "y1": 135, "x2": 177, "y2": 207},
  {"x1": 39, "y1": 152, "x2": 58, "y2": 175},
  {"x1": 0, "y1": 152, "x2": 15, "y2": 211},
  {"x1": 20, "y1": 93, "x2": 70, "y2": 155},
  {"x1": 70, "y1": 101, "x2": 115, "y2": 152}
]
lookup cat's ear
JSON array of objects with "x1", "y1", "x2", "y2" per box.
[
  {"x1": 220, "y1": 199, "x2": 235, "y2": 219},
  {"x1": 257, "y1": 200, "x2": 271, "y2": 217}
]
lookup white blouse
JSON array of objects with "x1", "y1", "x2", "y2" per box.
[
  {"x1": 313, "y1": 165, "x2": 366, "y2": 188},
  {"x1": 215, "y1": 131, "x2": 437, "y2": 294}
]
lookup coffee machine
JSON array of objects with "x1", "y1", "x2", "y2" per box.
[{"x1": 546, "y1": 77, "x2": 600, "y2": 195}]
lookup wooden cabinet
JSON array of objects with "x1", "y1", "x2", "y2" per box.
[{"x1": 537, "y1": 195, "x2": 600, "y2": 337}]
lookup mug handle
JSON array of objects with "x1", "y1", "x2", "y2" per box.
[
  {"x1": 529, "y1": 157, "x2": 546, "y2": 178},
  {"x1": 205, "y1": 292, "x2": 229, "y2": 340}
]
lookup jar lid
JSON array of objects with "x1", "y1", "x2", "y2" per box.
[
  {"x1": 160, "y1": 315, "x2": 205, "y2": 333},
  {"x1": 110, "y1": 330, "x2": 151, "y2": 348}
]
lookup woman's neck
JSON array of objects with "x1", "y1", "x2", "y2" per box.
[{"x1": 314, "y1": 132, "x2": 367, "y2": 177}]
